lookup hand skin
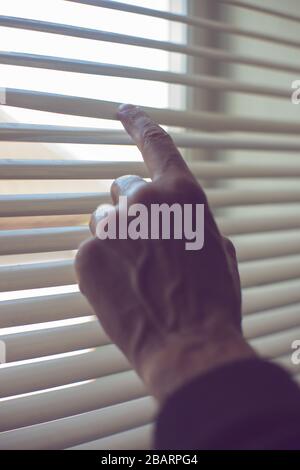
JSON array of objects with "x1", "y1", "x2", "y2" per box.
[{"x1": 75, "y1": 104, "x2": 256, "y2": 404}]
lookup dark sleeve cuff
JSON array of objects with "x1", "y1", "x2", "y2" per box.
[{"x1": 154, "y1": 358, "x2": 300, "y2": 450}]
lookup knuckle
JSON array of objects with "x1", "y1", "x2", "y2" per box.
[
  {"x1": 167, "y1": 176, "x2": 207, "y2": 204},
  {"x1": 141, "y1": 123, "x2": 171, "y2": 150},
  {"x1": 131, "y1": 183, "x2": 160, "y2": 206}
]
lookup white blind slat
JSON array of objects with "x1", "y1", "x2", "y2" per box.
[
  {"x1": 69, "y1": 423, "x2": 153, "y2": 450},
  {"x1": 243, "y1": 303, "x2": 300, "y2": 339},
  {"x1": 243, "y1": 279, "x2": 300, "y2": 316},
  {"x1": 0, "y1": 370, "x2": 145, "y2": 432},
  {"x1": 1, "y1": 319, "x2": 107, "y2": 362},
  {"x1": 4, "y1": 89, "x2": 300, "y2": 134},
  {"x1": 0, "y1": 344, "x2": 129, "y2": 399},
  {"x1": 0, "y1": 52, "x2": 290, "y2": 99},
  {"x1": 2, "y1": 225, "x2": 300, "y2": 257},
  {"x1": 2, "y1": 278, "x2": 300, "y2": 330},
  {"x1": 0, "y1": 397, "x2": 155, "y2": 450},
  {"x1": 4, "y1": 126, "x2": 300, "y2": 151},
  {"x1": 2, "y1": 159, "x2": 300, "y2": 180},
  {"x1": 0, "y1": 292, "x2": 92, "y2": 328},
  {"x1": 1, "y1": 245, "x2": 300, "y2": 296},
  {"x1": 1, "y1": 188, "x2": 300, "y2": 218},
  {"x1": 251, "y1": 326, "x2": 300, "y2": 359}
]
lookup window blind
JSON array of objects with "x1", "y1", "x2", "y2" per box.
[{"x1": 0, "y1": 0, "x2": 300, "y2": 450}]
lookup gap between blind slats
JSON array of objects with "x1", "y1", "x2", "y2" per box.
[
  {"x1": 0, "y1": 370, "x2": 145, "y2": 432},
  {"x1": 2, "y1": 279, "x2": 300, "y2": 329},
  {"x1": 1, "y1": 319, "x2": 107, "y2": 362},
  {"x1": 0, "y1": 52, "x2": 290, "y2": 99},
  {"x1": 0, "y1": 344, "x2": 128, "y2": 399},
  {"x1": 4, "y1": 89, "x2": 300, "y2": 134},
  {"x1": 4, "y1": 126, "x2": 300, "y2": 151},
  {"x1": 2, "y1": 189, "x2": 300, "y2": 218},
  {"x1": 1, "y1": 16, "x2": 300, "y2": 74},
  {"x1": 218, "y1": 0, "x2": 300, "y2": 24},
  {"x1": 68, "y1": 0, "x2": 300, "y2": 49},
  {"x1": 3, "y1": 159, "x2": 300, "y2": 180},
  {"x1": 0, "y1": 396, "x2": 155, "y2": 450},
  {"x1": 68, "y1": 423, "x2": 153, "y2": 450}
]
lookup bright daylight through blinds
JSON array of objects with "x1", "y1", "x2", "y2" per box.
[{"x1": 0, "y1": 0, "x2": 300, "y2": 450}]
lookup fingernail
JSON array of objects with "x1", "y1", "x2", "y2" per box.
[{"x1": 118, "y1": 103, "x2": 136, "y2": 113}]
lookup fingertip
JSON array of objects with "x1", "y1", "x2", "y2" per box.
[
  {"x1": 117, "y1": 103, "x2": 137, "y2": 120},
  {"x1": 111, "y1": 175, "x2": 147, "y2": 203}
]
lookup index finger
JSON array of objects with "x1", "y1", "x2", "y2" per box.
[{"x1": 117, "y1": 104, "x2": 192, "y2": 181}]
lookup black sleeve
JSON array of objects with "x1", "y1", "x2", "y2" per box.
[{"x1": 154, "y1": 358, "x2": 300, "y2": 450}]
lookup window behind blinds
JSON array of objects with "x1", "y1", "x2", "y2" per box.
[{"x1": 0, "y1": 0, "x2": 300, "y2": 450}]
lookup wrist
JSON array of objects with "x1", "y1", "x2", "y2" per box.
[{"x1": 139, "y1": 328, "x2": 256, "y2": 403}]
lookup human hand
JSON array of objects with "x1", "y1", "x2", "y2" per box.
[{"x1": 75, "y1": 104, "x2": 255, "y2": 402}]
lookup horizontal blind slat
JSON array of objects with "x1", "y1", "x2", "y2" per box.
[
  {"x1": 274, "y1": 354, "x2": 300, "y2": 376},
  {"x1": 3, "y1": 159, "x2": 300, "y2": 180},
  {"x1": 0, "y1": 52, "x2": 289, "y2": 99},
  {"x1": 1, "y1": 189, "x2": 300, "y2": 218},
  {"x1": 240, "y1": 255, "x2": 300, "y2": 288},
  {"x1": 218, "y1": 214, "x2": 300, "y2": 236},
  {"x1": 0, "y1": 193, "x2": 109, "y2": 217},
  {"x1": 0, "y1": 292, "x2": 92, "y2": 328},
  {"x1": 243, "y1": 279, "x2": 300, "y2": 316},
  {"x1": 1, "y1": 251, "x2": 300, "y2": 296},
  {"x1": 0, "y1": 344, "x2": 128, "y2": 398},
  {"x1": 2, "y1": 225, "x2": 300, "y2": 257},
  {"x1": 250, "y1": 326, "x2": 300, "y2": 358},
  {"x1": 4, "y1": 125, "x2": 300, "y2": 151},
  {"x1": 69, "y1": 423, "x2": 152, "y2": 450},
  {"x1": 0, "y1": 397, "x2": 155, "y2": 450},
  {"x1": 4, "y1": 89, "x2": 300, "y2": 134},
  {"x1": 2, "y1": 279, "x2": 300, "y2": 329},
  {"x1": 0, "y1": 226, "x2": 89, "y2": 255},
  {"x1": 243, "y1": 303, "x2": 300, "y2": 339},
  {"x1": 1, "y1": 319, "x2": 107, "y2": 362},
  {"x1": 0, "y1": 260, "x2": 76, "y2": 292},
  {"x1": 0, "y1": 370, "x2": 145, "y2": 432},
  {"x1": 234, "y1": 231, "x2": 300, "y2": 262}
]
